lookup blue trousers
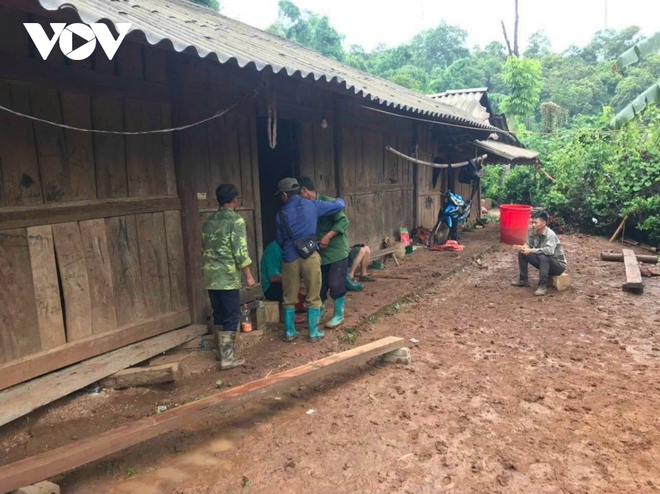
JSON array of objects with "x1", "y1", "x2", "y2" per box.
[{"x1": 208, "y1": 289, "x2": 240, "y2": 332}]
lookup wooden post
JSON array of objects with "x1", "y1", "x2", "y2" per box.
[
  {"x1": 332, "y1": 94, "x2": 345, "y2": 199},
  {"x1": 167, "y1": 52, "x2": 206, "y2": 325},
  {"x1": 412, "y1": 122, "x2": 419, "y2": 228},
  {"x1": 609, "y1": 215, "x2": 628, "y2": 243}
]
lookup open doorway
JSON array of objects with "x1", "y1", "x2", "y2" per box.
[{"x1": 256, "y1": 117, "x2": 299, "y2": 247}]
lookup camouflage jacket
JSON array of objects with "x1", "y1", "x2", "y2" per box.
[{"x1": 201, "y1": 208, "x2": 252, "y2": 290}]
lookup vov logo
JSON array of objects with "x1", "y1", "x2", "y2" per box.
[{"x1": 24, "y1": 23, "x2": 131, "y2": 61}]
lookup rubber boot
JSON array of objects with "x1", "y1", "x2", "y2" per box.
[
  {"x1": 325, "y1": 296, "x2": 345, "y2": 329},
  {"x1": 283, "y1": 308, "x2": 300, "y2": 342},
  {"x1": 213, "y1": 325, "x2": 223, "y2": 361},
  {"x1": 345, "y1": 276, "x2": 364, "y2": 292},
  {"x1": 307, "y1": 307, "x2": 324, "y2": 341},
  {"x1": 320, "y1": 302, "x2": 326, "y2": 320},
  {"x1": 218, "y1": 331, "x2": 245, "y2": 370}
]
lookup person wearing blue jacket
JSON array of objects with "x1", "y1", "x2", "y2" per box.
[{"x1": 275, "y1": 178, "x2": 345, "y2": 342}]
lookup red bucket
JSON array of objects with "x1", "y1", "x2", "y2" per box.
[{"x1": 500, "y1": 204, "x2": 532, "y2": 245}]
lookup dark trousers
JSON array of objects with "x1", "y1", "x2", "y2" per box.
[
  {"x1": 264, "y1": 283, "x2": 284, "y2": 302},
  {"x1": 208, "y1": 289, "x2": 240, "y2": 332},
  {"x1": 321, "y1": 257, "x2": 349, "y2": 302},
  {"x1": 518, "y1": 252, "x2": 565, "y2": 286}
]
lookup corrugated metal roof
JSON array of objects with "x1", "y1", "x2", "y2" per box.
[
  {"x1": 33, "y1": 0, "x2": 506, "y2": 135},
  {"x1": 428, "y1": 88, "x2": 490, "y2": 123},
  {"x1": 475, "y1": 140, "x2": 539, "y2": 163}
]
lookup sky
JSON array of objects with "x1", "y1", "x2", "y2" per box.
[{"x1": 221, "y1": 0, "x2": 660, "y2": 53}]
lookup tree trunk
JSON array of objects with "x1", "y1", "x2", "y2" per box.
[{"x1": 513, "y1": 0, "x2": 520, "y2": 57}]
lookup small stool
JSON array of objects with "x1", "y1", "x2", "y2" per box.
[
  {"x1": 263, "y1": 300, "x2": 280, "y2": 323},
  {"x1": 549, "y1": 273, "x2": 571, "y2": 291}
]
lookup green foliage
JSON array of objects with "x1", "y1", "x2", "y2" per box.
[
  {"x1": 268, "y1": 0, "x2": 345, "y2": 61},
  {"x1": 500, "y1": 57, "x2": 543, "y2": 118},
  {"x1": 481, "y1": 165, "x2": 504, "y2": 205},
  {"x1": 491, "y1": 108, "x2": 660, "y2": 243},
  {"x1": 524, "y1": 31, "x2": 552, "y2": 59},
  {"x1": 409, "y1": 22, "x2": 470, "y2": 72},
  {"x1": 189, "y1": 0, "x2": 221, "y2": 11}
]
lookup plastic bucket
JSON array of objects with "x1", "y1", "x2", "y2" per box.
[{"x1": 500, "y1": 204, "x2": 532, "y2": 245}]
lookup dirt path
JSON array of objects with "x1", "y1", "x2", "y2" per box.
[{"x1": 5, "y1": 230, "x2": 660, "y2": 493}]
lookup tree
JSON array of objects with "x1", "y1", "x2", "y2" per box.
[
  {"x1": 409, "y1": 22, "x2": 470, "y2": 72},
  {"x1": 190, "y1": 0, "x2": 221, "y2": 11},
  {"x1": 524, "y1": 31, "x2": 551, "y2": 59},
  {"x1": 500, "y1": 57, "x2": 543, "y2": 119},
  {"x1": 501, "y1": 0, "x2": 520, "y2": 57},
  {"x1": 268, "y1": 0, "x2": 345, "y2": 61}
]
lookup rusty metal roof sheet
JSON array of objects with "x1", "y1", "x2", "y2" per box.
[
  {"x1": 428, "y1": 88, "x2": 491, "y2": 124},
  {"x1": 34, "y1": 0, "x2": 507, "y2": 134}
]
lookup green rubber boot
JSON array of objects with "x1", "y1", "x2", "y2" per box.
[
  {"x1": 307, "y1": 307, "x2": 324, "y2": 341},
  {"x1": 283, "y1": 308, "x2": 299, "y2": 342},
  {"x1": 218, "y1": 331, "x2": 245, "y2": 370},
  {"x1": 345, "y1": 277, "x2": 364, "y2": 292},
  {"x1": 325, "y1": 296, "x2": 345, "y2": 329}
]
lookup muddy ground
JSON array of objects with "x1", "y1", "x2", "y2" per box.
[{"x1": 2, "y1": 225, "x2": 660, "y2": 493}]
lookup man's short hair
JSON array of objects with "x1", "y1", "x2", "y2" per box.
[
  {"x1": 532, "y1": 210, "x2": 549, "y2": 223},
  {"x1": 216, "y1": 184, "x2": 239, "y2": 205},
  {"x1": 297, "y1": 176, "x2": 316, "y2": 191}
]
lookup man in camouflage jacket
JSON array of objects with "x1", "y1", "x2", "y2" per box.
[{"x1": 202, "y1": 184, "x2": 256, "y2": 370}]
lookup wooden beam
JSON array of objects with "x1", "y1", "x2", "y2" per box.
[
  {"x1": 622, "y1": 248, "x2": 643, "y2": 291},
  {"x1": 344, "y1": 184, "x2": 415, "y2": 196},
  {"x1": 0, "y1": 196, "x2": 180, "y2": 231},
  {"x1": 0, "y1": 311, "x2": 191, "y2": 391},
  {"x1": 371, "y1": 243, "x2": 405, "y2": 260},
  {"x1": 600, "y1": 252, "x2": 658, "y2": 264},
  {"x1": 168, "y1": 53, "x2": 206, "y2": 325},
  {"x1": 609, "y1": 215, "x2": 628, "y2": 242},
  {"x1": 0, "y1": 324, "x2": 206, "y2": 429},
  {"x1": 99, "y1": 362, "x2": 182, "y2": 390},
  {"x1": 0, "y1": 337, "x2": 405, "y2": 493}
]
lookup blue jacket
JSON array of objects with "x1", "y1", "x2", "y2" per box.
[{"x1": 276, "y1": 195, "x2": 346, "y2": 263}]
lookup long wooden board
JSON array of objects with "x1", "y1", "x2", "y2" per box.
[
  {"x1": 26, "y1": 225, "x2": 66, "y2": 349},
  {"x1": 0, "y1": 311, "x2": 191, "y2": 391},
  {"x1": 622, "y1": 248, "x2": 643, "y2": 290},
  {"x1": 0, "y1": 337, "x2": 404, "y2": 493},
  {"x1": 52, "y1": 222, "x2": 93, "y2": 341},
  {"x1": 0, "y1": 325, "x2": 207, "y2": 430},
  {"x1": 0, "y1": 196, "x2": 181, "y2": 231}
]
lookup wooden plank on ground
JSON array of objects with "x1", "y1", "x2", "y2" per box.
[
  {"x1": 79, "y1": 219, "x2": 117, "y2": 334},
  {"x1": 622, "y1": 248, "x2": 643, "y2": 290},
  {"x1": 99, "y1": 362, "x2": 181, "y2": 390},
  {"x1": 27, "y1": 225, "x2": 66, "y2": 349},
  {"x1": 0, "y1": 311, "x2": 190, "y2": 391},
  {"x1": 61, "y1": 92, "x2": 96, "y2": 200},
  {"x1": 106, "y1": 215, "x2": 147, "y2": 325},
  {"x1": 0, "y1": 229, "x2": 41, "y2": 363},
  {"x1": 0, "y1": 336, "x2": 404, "y2": 493},
  {"x1": 0, "y1": 196, "x2": 181, "y2": 231},
  {"x1": 0, "y1": 324, "x2": 207, "y2": 430},
  {"x1": 52, "y1": 222, "x2": 93, "y2": 341}
]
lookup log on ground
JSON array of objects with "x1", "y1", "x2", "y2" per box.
[
  {"x1": 601, "y1": 252, "x2": 658, "y2": 264},
  {"x1": 99, "y1": 362, "x2": 181, "y2": 390}
]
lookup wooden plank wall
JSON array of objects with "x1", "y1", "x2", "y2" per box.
[
  {"x1": 337, "y1": 105, "x2": 415, "y2": 249},
  {"x1": 0, "y1": 12, "x2": 189, "y2": 375},
  {"x1": 416, "y1": 128, "x2": 481, "y2": 230},
  {"x1": 170, "y1": 54, "x2": 263, "y2": 322}
]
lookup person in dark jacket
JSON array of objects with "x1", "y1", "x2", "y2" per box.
[
  {"x1": 275, "y1": 178, "x2": 345, "y2": 342},
  {"x1": 298, "y1": 176, "x2": 350, "y2": 328}
]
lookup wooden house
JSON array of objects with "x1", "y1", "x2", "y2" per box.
[{"x1": 0, "y1": 0, "x2": 515, "y2": 391}]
